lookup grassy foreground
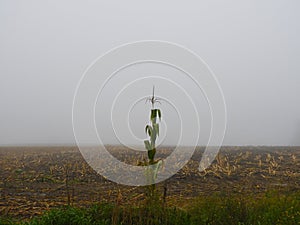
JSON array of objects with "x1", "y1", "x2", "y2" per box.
[{"x1": 1, "y1": 191, "x2": 299, "y2": 225}]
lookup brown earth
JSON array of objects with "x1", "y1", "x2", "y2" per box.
[{"x1": 0, "y1": 146, "x2": 299, "y2": 219}]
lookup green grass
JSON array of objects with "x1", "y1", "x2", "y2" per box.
[
  {"x1": 188, "y1": 191, "x2": 300, "y2": 225},
  {"x1": 1, "y1": 191, "x2": 299, "y2": 225}
]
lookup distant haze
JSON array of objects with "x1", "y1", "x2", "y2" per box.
[{"x1": 1, "y1": 1, "x2": 300, "y2": 146}]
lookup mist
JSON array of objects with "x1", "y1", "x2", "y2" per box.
[{"x1": 1, "y1": 1, "x2": 300, "y2": 146}]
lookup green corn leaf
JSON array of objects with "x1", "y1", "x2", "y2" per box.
[
  {"x1": 157, "y1": 109, "x2": 161, "y2": 120},
  {"x1": 151, "y1": 109, "x2": 157, "y2": 123},
  {"x1": 148, "y1": 149, "x2": 156, "y2": 161},
  {"x1": 151, "y1": 135, "x2": 156, "y2": 145},
  {"x1": 145, "y1": 125, "x2": 152, "y2": 137},
  {"x1": 148, "y1": 126, "x2": 153, "y2": 137},
  {"x1": 153, "y1": 160, "x2": 162, "y2": 179},
  {"x1": 145, "y1": 125, "x2": 149, "y2": 134},
  {"x1": 144, "y1": 140, "x2": 152, "y2": 151},
  {"x1": 151, "y1": 126, "x2": 157, "y2": 144},
  {"x1": 152, "y1": 125, "x2": 156, "y2": 136},
  {"x1": 153, "y1": 123, "x2": 159, "y2": 136}
]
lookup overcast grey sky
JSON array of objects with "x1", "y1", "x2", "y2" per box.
[{"x1": 0, "y1": 1, "x2": 300, "y2": 146}]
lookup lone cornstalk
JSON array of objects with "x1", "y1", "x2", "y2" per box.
[
  {"x1": 144, "y1": 86, "x2": 161, "y2": 164},
  {"x1": 144, "y1": 86, "x2": 162, "y2": 194}
]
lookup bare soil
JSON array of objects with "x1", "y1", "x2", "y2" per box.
[{"x1": 0, "y1": 146, "x2": 299, "y2": 219}]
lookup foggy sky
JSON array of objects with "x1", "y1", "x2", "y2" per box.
[{"x1": 1, "y1": 0, "x2": 300, "y2": 146}]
